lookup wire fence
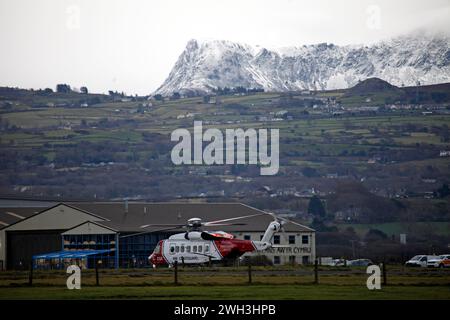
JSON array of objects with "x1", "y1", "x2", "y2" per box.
[{"x1": 1, "y1": 263, "x2": 449, "y2": 288}]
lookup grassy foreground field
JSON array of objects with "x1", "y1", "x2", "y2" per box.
[
  {"x1": 0, "y1": 266, "x2": 449, "y2": 300},
  {"x1": 1, "y1": 285, "x2": 450, "y2": 300}
]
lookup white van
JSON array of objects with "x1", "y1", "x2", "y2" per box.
[{"x1": 405, "y1": 255, "x2": 439, "y2": 267}]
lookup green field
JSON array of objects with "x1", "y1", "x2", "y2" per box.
[
  {"x1": 1, "y1": 285, "x2": 450, "y2": 300},
  {"x1": 0, "y1": 266, "x2": 449, "y2": 300},
  {"x1": 335, "y1": 221, "x2": 450, "y2": 237}
]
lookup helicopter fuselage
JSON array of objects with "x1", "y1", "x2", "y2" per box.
[
  {"x1": 149, "y1": 234, "x2": 263, "y2": 266},
  {"x1": 149, "y1": 221, "x2": 281, "y2": 266}
]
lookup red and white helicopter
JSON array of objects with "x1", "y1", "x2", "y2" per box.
[{"x1": 125, "y1": 213, "x2": 289, "y2": 267}]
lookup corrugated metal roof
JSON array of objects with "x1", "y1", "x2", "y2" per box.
[{"x1": 0, "y1": 202, "x2": 314, "y2": 233}]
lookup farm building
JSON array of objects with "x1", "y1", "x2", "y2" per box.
[{"x1": 0, "y1": 200, "x2": 315, "y2": 270}]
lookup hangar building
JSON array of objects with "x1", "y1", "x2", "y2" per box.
[{"x1": 0, "y1": 201, "x2": 315, "y2": 270}]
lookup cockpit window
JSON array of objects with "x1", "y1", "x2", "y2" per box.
[{"x1": 153, "y1": 242, "x2": 161, "y2": 254}]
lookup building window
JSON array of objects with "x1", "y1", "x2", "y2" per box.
[
  {"x1": 273, "y1": 235, "x2": 280, "y2": 245},
  {"x1": 244, "y1": 235, "x2": 251, "y2": 240},
  {"x1": 302, "y1": 235, "x2": 309, "y2": 245},
  {"x1": 289, "y1": 256, "x2": 296, "y2": 264},
  {"x1": 302, "y1": 256, "x2": 309, "y2": 265},
  {"x1": 289, "y1": 235, "x2": 295, "y2": 244},
  {"x1": 273, "y1": 256, "x2": 281, "y2": 265}
]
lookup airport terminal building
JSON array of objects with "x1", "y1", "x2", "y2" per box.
[{"x1": 0, "y1": 201, "x2": 315, "y2": 270}]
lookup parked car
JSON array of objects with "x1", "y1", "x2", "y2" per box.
[
  {"x1": 427, "y1": 254, "x2": 450, "y2": 268},
  {"x1": 329, "y1": 259, "x2": 346, "y2": 266},
  {"x1": 405, "y1": 255, "x2": 439, "y2": 267},
  {"x1": 346, "y1": 259, "x2": 373, "y2": 267},
  {"x1": 440, "y1": 255, "x2": 450, "y2": 268}
]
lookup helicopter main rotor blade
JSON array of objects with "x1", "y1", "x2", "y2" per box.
[
  {"x1": 204, "y1": 213, "x2": 266, "y2": 226},
  {"x1": 120, "y1": 226, "x2": 183, "y2": 238},
  {"x1": 267, "y1": 212, "x2": 290, "y2": 224},
  {"x1": 140, "y1": 223, "x2": 186, "y2": 229},
  {"x1": 203, "y1": 223, "x2": 247, "y2": 227}
]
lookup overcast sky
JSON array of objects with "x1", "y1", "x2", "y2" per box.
[{"x1": 0, "y1": 0, "x2": 449, "y2": 95}]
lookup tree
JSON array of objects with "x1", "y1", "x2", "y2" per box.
[
  {"x1": 80, "y1": 86, "x2": 88, "y2": 94},
  {"x1": 434, "y1": 183, "x2": 450, "y2": 198},
  {"x1": 56, "y1": 84, "x2": 71, "y2": 93},
  {"x1": 302, "y1": 167, "x2": 319, "y2": 177},
  {"x1": 203, "y1": 95, "x2": 211, "y2": 103},
  {"x1": 153, "y1": 94, "x2": 163, "y2": 101},
  {"x1": 308, "y1": 195, "x2": 326, "y2": 217},
  {"x1": 365, "y1": 229, "x2": 387, "y2": 242},
  {"x1": 171, "y1": 92, "x2": 181, "y2": 100},
  {"x1": 311, "y1": 217, "x2": 325, "y2": 231},
  {"x1": 310, "y1": 217, "x2": 337, "y2": 232}
]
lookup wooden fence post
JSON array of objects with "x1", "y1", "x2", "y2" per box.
[
  {"x1": 314, "y1": 259, "x2": 319, "y2": 284},
  {"x1": 95, "y1": 261, "x2": 100, "y2": 286},
  {"x1": 28, "y1": 263, "x2": 33, "y2": 286},
  {"x1": 174, "y1": 261, "x2": 178, "y2": 285}
]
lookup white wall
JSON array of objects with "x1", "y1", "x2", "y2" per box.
[{"x1": 236, "y1": 231, "x2": 316, "y2": 265}]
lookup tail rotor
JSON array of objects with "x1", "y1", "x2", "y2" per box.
[{"x1": 267, "y1": 212, "x2": 291, "y2": 243}]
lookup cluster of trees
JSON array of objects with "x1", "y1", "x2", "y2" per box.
[
  {"x1": 55, "y1": 84, "x2": 88, "y2": 94},
  {"x1": 212, "y1": 86, "x2": 264, "y2": 95},
  {"x1": 56, "y1": 84, "x2": 71, "y2": 93},
  {"x1": 434, "y1": 183, "x2": 450, "y2": 198},
  {"x1": 151, "y1": 86, "x2": 265, "y2": 101}
]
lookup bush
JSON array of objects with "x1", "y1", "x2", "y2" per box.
[
  {"x1": 365, "y1": 229, "x2": 388, "y2": 242},
  {"x1": 240, "y1": 255, "x2": 273, "y2": 266}
]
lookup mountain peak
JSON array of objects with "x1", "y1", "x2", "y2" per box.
[{"x1": 154, "y1": 33, "x2": 450, "y2": 95}]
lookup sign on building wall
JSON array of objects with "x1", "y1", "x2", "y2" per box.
[{"x1": 265, "y1": 247, "x2": 312, "y2": 254}]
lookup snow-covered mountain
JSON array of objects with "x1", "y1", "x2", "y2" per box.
[{"x1": 154, "y1": 32, "x2": 450, "y2": 95}]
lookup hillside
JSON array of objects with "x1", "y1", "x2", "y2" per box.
[
  {"x1": 0, "y1": 87, "x2": 112, "y2": 109},
  {"x1": 0, "y1": 84, "x2": 449, "y2": 225},
  {"x1": 345, "y1": 78, "x2": 403, "y2": 96},
  {"x1": 338, "y1": 78, "x2": 450, "y2": 106}
]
